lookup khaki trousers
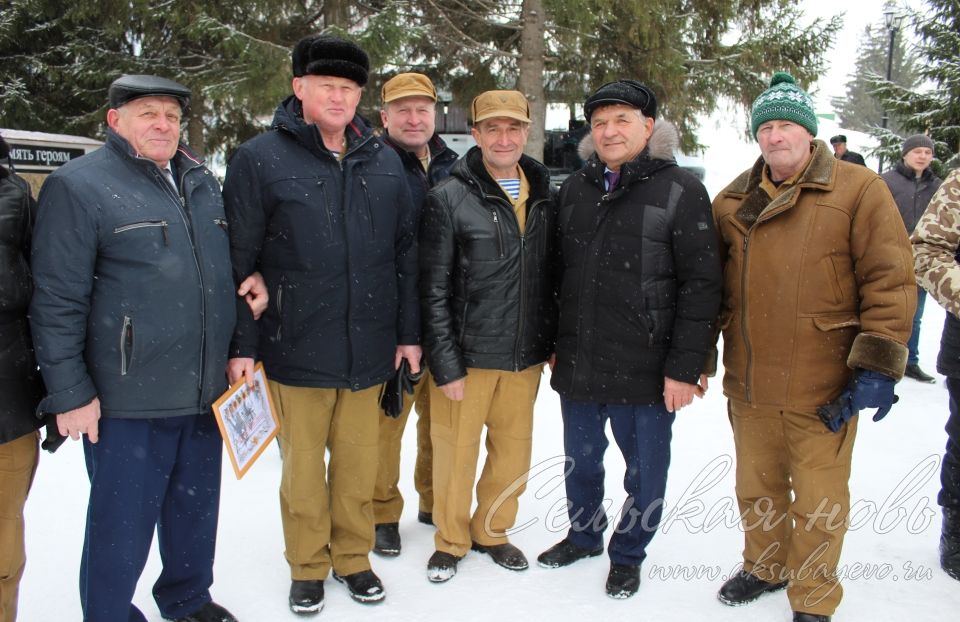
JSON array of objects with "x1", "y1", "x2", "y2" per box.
[
  {"x1": 729, "y1": 399, "x2": 857, "y2": 616},
  {"x1": 0, "y1": 431, "x2": 38, "y2": 622},
  {"x1": 271, "y1": 381, "x2": 381, "y2": 578},
  {"x1": 374, "y1": 370, "x2": 433, "y2": 524},
  {"x1": 430, "y1": 365, "x2": 542, "y2": 557}
]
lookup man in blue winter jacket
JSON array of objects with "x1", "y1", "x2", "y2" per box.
[{"x1": 30, "y1": 75, "x2": 265, "y2": 622}]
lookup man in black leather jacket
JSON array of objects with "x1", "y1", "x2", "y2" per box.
[
  {"x1": 418, "y1": 90, "x2": 558, "y2": 583},
  {"x1": 0, "y1": 135, "x2": 44, "y2": 622}
]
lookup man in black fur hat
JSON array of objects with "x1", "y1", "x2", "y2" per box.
[{"x1": 223, "y1": 34, "x2": 419, "y2": 614}]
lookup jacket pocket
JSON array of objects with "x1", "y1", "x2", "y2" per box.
[
  {"x1": 360, "y1": 177, "x2": 375, "y2": 238},
  {"x1": 274, "y1": 276, "x2": 286, "y2": 342},
  {"x1": 812, "y1": 313, "x2": 861, "y2": 331},
  {"x1": 120, "y1": 315, "x2": 134, "y2": 375},
  {"x1": 114, "y1": 220, "x2": 169, "y2": 245},
  {"x1": 458, "y1": 299, "x2": 469, "y2": 343}
]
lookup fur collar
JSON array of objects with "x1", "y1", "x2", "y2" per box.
[
  {"x1": 577, "y1": 119, "x2": 679, "y2": 162},
  {"x1": 727, "y1": 139, "x2": 836, "y2": 227}
]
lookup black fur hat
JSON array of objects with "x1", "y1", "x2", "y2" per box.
[{"x1": 292, "y1": 35, "x2": 369, "y2": 86}]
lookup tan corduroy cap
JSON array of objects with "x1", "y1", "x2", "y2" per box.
[
  {"x1": 471, "y1": 90, "x2": 530, "y2": 124},
  {"x1": 382, "y1": 73, "x2": 437, "y2": 103}
]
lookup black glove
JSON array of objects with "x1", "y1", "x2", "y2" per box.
[
  {"x1": 41, "y1": 419, "x2": 66, "y2": 453},
  {"x1": 380, "y1": 359, "x2": 424, "y2": 418},
  {"x1": 816, "y1": 369, "x2": 899, "y2": 433}
]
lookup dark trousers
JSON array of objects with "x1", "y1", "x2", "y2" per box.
[
  {"x1": 80, "y1": 414, "x2": 222, "y2": 622},
  {"x1": 908, "y1": 287, "x2": 927, "y2": 365},
  {"x1": 941, "y1": 377, "x2": 960, "y2": 509},
  {"x1": 560, "y1": 398, "x2": 675, "y2": 566}
]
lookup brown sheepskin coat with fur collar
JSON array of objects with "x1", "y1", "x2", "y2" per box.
[{"x1": 713, "y1": 139, "x2": 916, "y2": 409}]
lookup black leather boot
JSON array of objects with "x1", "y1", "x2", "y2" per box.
[{"x1": 941, "y1": 507, "x2": 960, "y2": 581}]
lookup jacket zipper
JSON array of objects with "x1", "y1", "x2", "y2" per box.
[
  {"x1": 120, "y1": 315, "x2": 133, "y2": 375},
  {"x1": 740, "y1": 232, "x2": 754, "y2": 403},
  {"x1": 164, "y1": 161, "x2": 208, "y2": 394},
  {"x1": 491, "y1": 210, "x2": 505, "y2": 258},
  {"x1": 514, "y1": 236, "x2": 526, "y2": 369},
  {"x1": 318, "y1": 180, "x2": 332, "y2": 233},
  {"x1": 360, "y1": 176, "x2": 375, "y2": 236},
  {"x1": 114, "y1": 220, "x2": 169, "y2": 245},
  {"x1": 335, "y1": 135, "x2": 376, "y2": 387},
  {"x1": 643, "y1": 311, "x2": 655, "y2": 347},
  {"x1": 511, "y1": 196, "x2": 548, "y2": 369}
]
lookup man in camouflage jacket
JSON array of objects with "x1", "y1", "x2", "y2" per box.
[{"x1": 912, "y1": 168, "x2": 960, "y2": 582}]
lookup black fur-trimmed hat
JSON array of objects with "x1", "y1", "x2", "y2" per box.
[{"x1": 292, "y1": 34, "x2": 369, "y2": 86}]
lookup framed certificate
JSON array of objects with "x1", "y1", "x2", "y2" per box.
[{"x1": 211, "y1": 362, "x2": 280, "y2": 479}]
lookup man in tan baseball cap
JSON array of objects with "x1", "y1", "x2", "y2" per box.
[
  {"x1": 418, "y1": 90, "x2": 558, "y2": 582},
  {"x1": 373, "y1": 73, "x2": 459, "y2": 558}
]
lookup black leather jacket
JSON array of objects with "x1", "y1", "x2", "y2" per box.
[{"x1": 419, "y1": 147, "x2": 558, "y2": 385}]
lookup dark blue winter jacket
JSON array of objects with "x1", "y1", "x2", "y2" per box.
[
  {"x1": 223, "y1": 96, "x2": 419, "y2": 390},
  {"x1": 30, "y1": 130, "x2": 236, "y2": 419}
]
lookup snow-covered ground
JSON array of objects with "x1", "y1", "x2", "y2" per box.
[{"x1": 18, "y1": 299, "x2": 960, "y2": 620}]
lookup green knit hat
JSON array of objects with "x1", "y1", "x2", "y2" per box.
[{"x1": 750, "y1": 72, "x2": 818, "y2": 139}]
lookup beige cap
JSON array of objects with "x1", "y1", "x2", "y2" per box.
[
  {"x1": 382, "y1": 73, "x2": 437, "y2": 103},
  {"x1": 471, "y1": 90, "x2": 530, "y2": 124}
]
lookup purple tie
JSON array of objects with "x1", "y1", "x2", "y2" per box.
[{"x1": 604, "y1": 170, "x2": 620, "y2": 191}]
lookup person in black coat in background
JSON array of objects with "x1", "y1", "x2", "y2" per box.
[
  {"x1": 829, "y1": 134, "x2": 866, "y2": 166},
  {"x1": 0, "y1": 134, "x2": 45, "y2": 622}
]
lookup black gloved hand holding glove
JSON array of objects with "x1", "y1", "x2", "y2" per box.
[
  {"x1": 816, "y1": 369, "x2": 899, "y2": 433},
  {"x1": 380, "y1": 359, "x2": 425, "y2": 418}
]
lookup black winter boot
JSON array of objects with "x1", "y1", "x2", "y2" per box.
[
  {"x1": 288, "y1": 580, "x2": 324, "y2": 615},
  {"x1": 374, "y1": 522, "x2": 401, "y2": 557},
  {"x1": 793, "y1": 613, "x2": 830, "y2": 622},
  {"x1": 905, "y1": 363, "x2": 936, "y2": 383},
  {"x1": 536, "y1": 538, "x2": 604, "y2": 568},
  {"x1": 606, "y1": 563, "x2": 641, "y2": 599},
  {"x1": 332, "y1": 569, "x2": 386, "y2": 604},
  {"x1": 717, "y1": 569, "x2": 787, "y2": 605},
  {"x1": 941, "y1": 507, "x2": 960, "y2": 581}
]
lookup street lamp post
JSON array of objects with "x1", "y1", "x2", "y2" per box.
[{"x1": 879, "y1": 10, "x2": 906, "y2": 173}]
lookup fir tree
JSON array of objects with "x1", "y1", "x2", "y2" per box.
[
  {"x1": 869, "y1": 0, "x2": 960, "y2": 173},
  {"x1": 831, "y1": 20, "x2": 920, "y2": 135}
]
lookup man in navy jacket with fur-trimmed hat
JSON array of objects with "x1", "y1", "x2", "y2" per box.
[
  {"x1": 223, "y1": 35, "x2": 420, "y2": 614},
  {"x1": 30, "y1": 74, "x2": 256, "y2": 622}
]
